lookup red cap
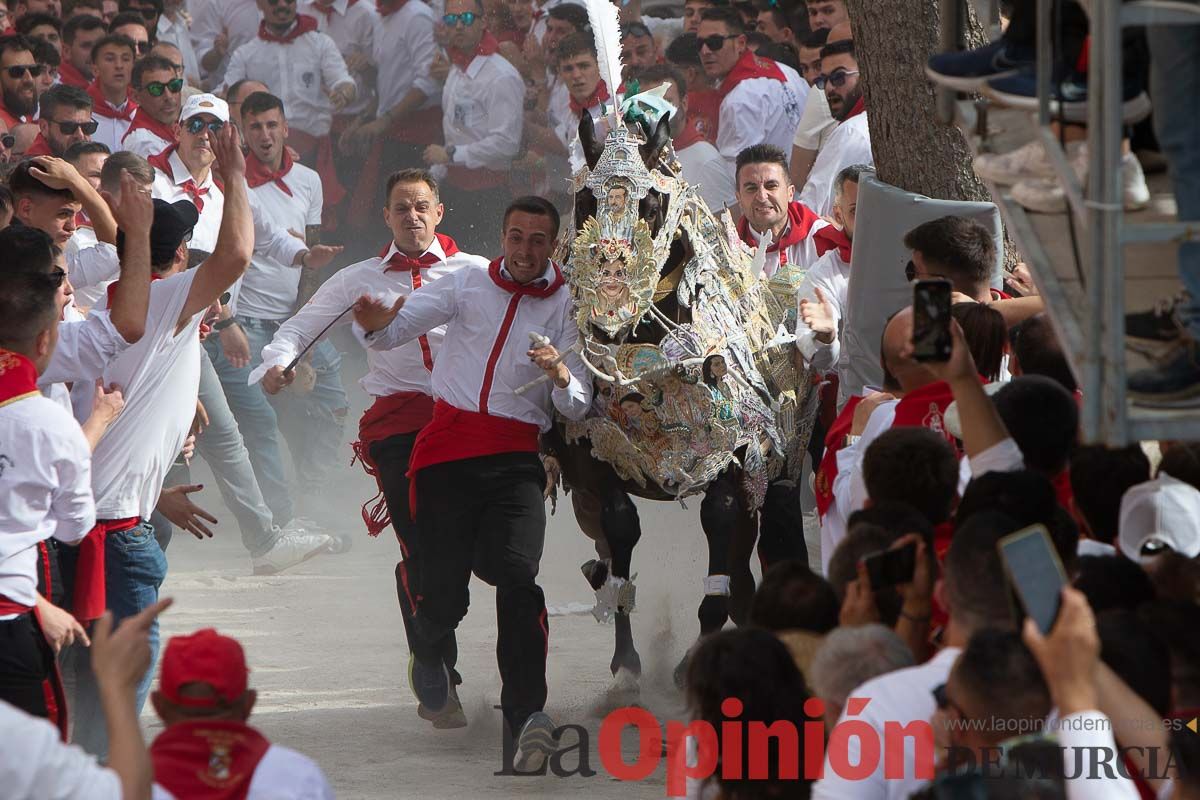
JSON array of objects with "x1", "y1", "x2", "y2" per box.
[{"x1": 159, "y1": 628, "x2": 249, "y2": 708}]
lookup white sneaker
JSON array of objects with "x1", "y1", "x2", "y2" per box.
[
  {"x1": 973, "y1": 140, "x2": 1052, "y2": 186},
  {"x1": 1121, "y1": 151, "x2": 1150, "y2": 211},
  {"x1": 1013, "y1": 144, "x2": 1150, "y2": 214},
  {"x1": 252, "y1": 530, "x2": 334, "y2": 575}
]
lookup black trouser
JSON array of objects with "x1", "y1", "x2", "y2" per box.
[
  {"x1": 410, "y1": 452, "x2": 548, "y2": 734},
  {"x1": 757, "y1": 476, "x2": 807, "y2": 571},
  {"x1": 369, "y1": 432, "x2": 460, "y2": 683},
  {"x1": 0, "y1": 612, "x2": 59, "y2": 726}
]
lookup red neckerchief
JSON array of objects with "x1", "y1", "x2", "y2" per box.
[
  {"x1": 150, "y1": 720, "x2": 271, "y2": 800},
  {"x1": 148, "y1": 145, "x2": 210, "y2": 211},
  {"x1": 448, "y1": 30, "x2": 500, "y2": 72},
  {"x1": 312, "y1": 0, "x2": 358, "y2": 20},
  {"x1": 569, "y1": 79, "x2": 610, "y2": 116},
  {"x1": 813, "y1": 224, "x2": 851, "y2": 263},
  {"x1": 892, "y1": 380, "x2": 960, "y2": 449},
  {"x1": 105, "y1": 271, "x2": 163, "y2": 306},
  {"x1": 718, "y1": 49, "x2": 785, "y2": 97},
  {"x1": 57, "y1": 59, "x2": 91, "y2": 89},
  {"x1": 258, "y1": 14, "x2": 320, "y2": 44},
  {"x1": 671, "y1": 117, "x2": 707, "y2": 151},
  {"x1": 813, "y1": 393, "x2": 863, "y2": 519},
  {"x1": 0, "y1": 348, "x2": 40, "y2": 407},
  {"x1": 736, "y1": 202, "x2": 823, "y2": 265},
  {"x1": 991, "y1": 288, "x2": 1012, "y2": 300},
  {"x1": 488, "y1": 256, "x2": 564, "y2": 298},
  {"x1": 844, "y1": 95, "x2": 866, "y2": 119},
  {"x1": 380, "y1": 232, "x2": 461, "y2": 269},
  {"x1": 24, "y1": 133, "x2": 53, "y2": 157},
  {"x1": 685, "y1": 89, "x2": 721, "y2": 142},
  {"x1": 123, "y1": 107, "x2": 178, "y2": 148},
  {"x1": 87, "y1": 80, "x2": 137, "y2": 121},
  {"x1": 245, "y1": 148, "x2": 296, "y2": 196},
  {"x1": 376, "y1": 0, "x2": 407, "y2": 16}
]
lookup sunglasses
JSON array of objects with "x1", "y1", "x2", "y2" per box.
[
  {"x1": 0, "y1": 134, "x2": 13, "y2": 149},
  {"x1": 132, "y1": 5, "x2": 160, "y2": 19},
  {"x1": 5, "y1": 64, "x2": 44, "y2": 79},
  {"x1": 54, "y1": 120, "x2": 100, "y2": 135},
  {"x1": 143, "y1": 78, "x2": 184, "y2": 96},
  {"x1": 698, "y1": 34, "x2": 739, "y2": 52},
  {"x1": 48, "y1": 267, "x2": 67, "y2": 288},
  {"x1": 267, "y1": 0, "x2": 296, "y2": 5},
  {"x1": 442, "y1": 11, "x2": 477, "y2": 26},
  {"x1": 184, "y1": 117, "x2": 225, "y2": 135},
  {"x1": 815, "y1": 68, "x2": 859, "y2": 89},
  {"x1": 931, "y1": 683, "x2": 966, "y2": 717},
  {"x1": 134, "y1": 40, "x2": 152, "y2": 55}
]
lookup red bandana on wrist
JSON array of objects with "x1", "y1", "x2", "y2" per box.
[
  {"x1": 0, "y1": 349, "x2": 40, "y2": 407},
  {"x1": 87, "y1": 80, "x2": 137, "y2": 121},
  {"x1": 447, "y1": 31, "x2": 500, "y2": 71},
  {"x1": 257, "y1": 14, "x2": 319, "y2": 44},
  {"x1": 568, "y1": 80, "x2": 610, "y2": 116},
  {"x1": 718, "y1": 50, "x2": 785, "y2": 97},
  {"x1": 245, "y1": 148, "x2": 296, "y2": 196}
]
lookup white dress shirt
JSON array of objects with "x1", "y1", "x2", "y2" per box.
[
  {"x1": 813, "y1": 646, "x2": 961, "y2": 800},
  {"x1": 1052, "y1": 711, "x2": 1141, "y2": 800},
  {"x1": 302, "y1": 0, "x2": 376, "y2": 117},
  {"x1": 793, "y1": 84, "x2": 838, "y2": 152},
  {"x1": 439, "y1": 52, "x2": 524, "y2": 179},
  {"x1": 800, "y1": 111, "x2": 872, "y2": 218},
  {"x1": 121, "y1": 121, "x2": 174, "y2": 160},
  {"x1": 0, "y1": 391, "x2": 94, "y2": 613},
  {"x1": 0, "y1": 701, "x2": 122, "y2": 799},
  {"x1": 92, "y1": 103, "x2": 135, "y2": 154},
  {"x1": 92, "y1": 270, "x2": 203, "y2": 519},
  {"x1": 741, "y1": 211, "x2": 830, "y2": 279},
  {"x1": 220, "y1": 24, "x2": 355, "y2": 138},
  {"x1": 794, "y1": 247, "x2": 851, "y2": 378},
  {"x1": 151, "y1": 150, "x2": 225, "y2": 254},
  {"x1": 715, "y1": 69, "x2": 807, "y2": 166},
  {"x1": 65, "y1": 239, "x2": 120, "y2": 309},
  {"x1": 239, "y1": 160, "x2": 323, "y2": 320},
  {"x1": 151, "y1": 743, "x2": 335, "y2": 800},
  {"x1": 371, "y1": 0, "x2": 440, "y2": 116},
  {"x1": 190, "y1": 0, "x2": 261, "y2": 88},
  {"x1": 677, "y1": 139, "x2": 737, "y2": 213},
  {"x1": 357, "y1": 260, "x2": 592, "y2": 429},
  {"x1": 40, "y1": 309, "x2": 128, "y2": 389},
  {"x1": 154, "y1": 12, "x2": 201, "y2": 85},
  {"x1": 250, "y1": 236, "x2": 488, "y2": 396}
]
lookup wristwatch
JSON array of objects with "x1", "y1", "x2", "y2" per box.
[
  {"x1": 445, "y1": 144, "x2": 457, "y2": 162},
  {"x1": 213, "y1": 317, "x2": 239, "y2": 332},
  {"x1": 843, "y1": 434, "x2": 861, "y2": 448}
]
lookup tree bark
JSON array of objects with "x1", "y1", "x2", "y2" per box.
[{"x1": 845, "y1": 0, "x2": 990, "y2": 202}]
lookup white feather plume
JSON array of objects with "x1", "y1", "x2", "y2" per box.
[{"x1": 584, "y1": 0, "x2": 624, "y2": 125}]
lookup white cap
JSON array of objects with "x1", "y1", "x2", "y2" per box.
[
  {"x1": 1117, "y1": 473, "x2": 1200, "y2": 562},
  {"x1": 179, "y1": 93, "x2": 229, "y2": 124}
]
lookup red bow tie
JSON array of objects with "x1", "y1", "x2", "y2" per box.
[
  {"x1": 181, "y1": 179, "x2": 209, "y2": 212},
  {"x1": 385, "y1": 250, "x2": 439, "y2": 276}
]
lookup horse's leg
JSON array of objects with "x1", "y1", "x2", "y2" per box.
[
  {"x1": 727, "y1": 502, "x2": 760, "y2": 627},
  {"x1": 600, "y1": 484, "x2": 642, "y2": 677},
  {"x1": 755, "y1": 476, "x2": 807, "y2": 574}
]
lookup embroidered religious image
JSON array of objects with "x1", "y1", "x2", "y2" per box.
[{"x1": 570, "y1": 217, "x2": 658, "y2": 338}]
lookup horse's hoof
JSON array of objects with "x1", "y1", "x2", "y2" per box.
[
  {"x1": 589, "y1": 667, "x2": 642, "y2": 717},
  {"x1": 609, "y1": 649, "x2": 642, "y2": 678},
  {"x1": 580, "y1": 559, "x2": 608, "y2": 591}
]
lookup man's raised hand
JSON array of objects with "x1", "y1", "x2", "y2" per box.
[
  {"x1": 111, "y1": 170, "x2": 154, "y2": 232},
  {"x1": 211, "y1": 120, "x2": 247, "y2": 182},
  {"x1": 28, "y1": 156, "x2": 84, "y2": 193},
  {"x1": 353, "y1": 294, "x2": 405, "y2": 334},
  {"x1": 799, "y1": 286, "x2": 836, "y2": 344}
]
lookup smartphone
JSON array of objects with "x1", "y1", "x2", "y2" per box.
[
  {"x1": 997, "y1": 524, "x2": 1067, "y2": 634},
  {"x1": 863, "y1": 542, "x2": 917, "y2": 591},
  {"x1": 912, "y1": 279, "x2": 953, "y2": 362}
]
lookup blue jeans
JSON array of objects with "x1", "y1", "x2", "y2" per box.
[
  {"x1": 64, "y1": 521, "x2": 167, "y2": 759},
  {"x1": 1149, "y1": 23, "x2": 1200, "y2": 339}
]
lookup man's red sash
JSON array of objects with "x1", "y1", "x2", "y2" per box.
[{"x1": 350, "y1": 392, "x2": 435, "y2": 537}]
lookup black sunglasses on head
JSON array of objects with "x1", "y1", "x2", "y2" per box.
[
  {"x1": 54, "y1": 120, "x2": 100, "y2": 135},
  {"x1": 5, "y1": 64, "x2": 44, "y2": 79},
  {"x1": 698, "y1": 34, "x2": 739, "y2": 52}
]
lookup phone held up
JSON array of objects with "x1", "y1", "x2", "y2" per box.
[
  {"x1": 997, "y1": 524, "x2": 1067, "y2": 634},
  {"x1": 863, "y1": 541, "x2": 917, "y2": 592},
  {"x1": 912, "y1": 278, "x2": 953, "y2": 362}
]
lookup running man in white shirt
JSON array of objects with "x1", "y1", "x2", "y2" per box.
[
  {"x1": 66, "y1": 123, "x2": 257, "y2": 759},
  {"x1": 250, "y1": 167, "x2": 488, "y2": 727},
  {"x1": 148, "y1": 628, "x2": 334, "y2": 800},
  {"x1": 122, "y1": 55, "x2": 182, "y2": 159},
  {"x1": 352, "y1": 196, "x2": 591, "y2": 771}
]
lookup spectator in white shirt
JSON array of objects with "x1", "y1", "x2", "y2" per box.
[
  {"x1": 86, "y1": 33, "x2": 138, "y2": 152},
  {"x1": 627, "y1": 65, "x2": 737, "y2": 213},
  {"x1": 424, "y1": 0, "x2": 524, "y2": 252},
  {"x1": 149, "y1": 0, "x2": 201, "y2": 85},
  {"x1": 122, "y1": 55, "x2": 181, "y2": 158},
  {"x1": 59, "y1": 14, "x2": 106, "y2": 89},
  {"x1": 733, "y1": 143, "x2": 829, "y2": 277},
  {"x1": 697, "y1": 7, "x2": 806, "y2": 167},
  {"x1": 790, "y1": 26, "x2": 838, "y2": 190},
  {"x1": 190, "y1": 0, "x2": 260, "y2": 89},
  {"x1": 547, "y1": 33, "x2": 611, "y2": 174},
  {"x1": 148, "y1": 93, "x2": 227, "y2": 253},
  {"x1": 799, "y1": 36, "x2": 872, "y2": 217}
]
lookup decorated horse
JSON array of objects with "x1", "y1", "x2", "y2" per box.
[{"x1": 537, "y1": 0, "x2": 823, "y2": 697}]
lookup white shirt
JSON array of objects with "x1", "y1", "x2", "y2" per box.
[
  {"x1": 1051, "y1": 711, "x2": 1141, "y2": 800},
  {"x1": 0, "y1": 391, "x2": 94, "y2": 613},
  {"x1": 92, "y1": 104, "x2": 134, "y2": 154},
  {"x1": 676, "y1": 139, "x2": 736, "y2": 213},
  {"x1": 190, "y1": 0, "x2": 261, "y2": 88},
  {"x1": 793, "y1": 83, "x2": 838, "y2": 151},
  {"x1": 302, "y1": 0, "x2": 376, "y2": 117},
  {"x1": 151, "y1": 150, "x2": 225, "y2": 254},
  {"x1": 92, "y1": 270, "x2": 203, "y2": 519},
  {"x1": 795, "y1": 247, "x2": 851, "y2": 378},
  {"x1": 715, "y1": 70, "x2": 807, "y2": 166},
  {"x1": 800, "y1": 111, "x2": 872, "y2": 218},
  {"x1": 121, "y1": 118, "x2": 174, "y2": 160},
  {"x1": 220, "y1": 24, "x2": 355, "y2": 138},
  {"x1": 251, "y1": 237, "x2": 487, "y2": 397},
  {"x1": 155, "y1": 13, "x2": 202, "y2": 85},
  {"x1": 40, "y1": 309, "x2": 128, "y2": 390},
  {"x1": 0, "y1": 700, "x2": 122, "y2": 799},
  {"x1": 439, "y1": 52, "x2": 524, "y2": 176},
  {"x1": 371, "y1": 0, "x2": 439, "y2": 116},
  {"x1": 357, "y1": 260, "x2": 592, "y2": 430},
  {"x1": 741, "y1": 208, "x2": 830, "y2": 279},
  {"x1": 239, "y1": 160, "x2": 323, "y2": 320},
  {"x1": 812, "y1": 646, "x2": 961, "y2": 800},
  {"x1": 151, "y1": 743, "x2": 334, "y2": 800},
  {"x1": 65, "y1": 239, "x2": 120, "y2": 310},
  {"x1": 529, "y1": 0, "x2": 584, "y2": 43}
]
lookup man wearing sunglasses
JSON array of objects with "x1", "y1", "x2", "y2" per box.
[
  {"x1": 696, "y1": 7, "x2": 806, "y2": 168},
  {"x1": 59, "y1": 15, "x2": 107, "y2": 90},
  {"x1": 122, "y1": 55, "x2": 182, "y2": 158},
  {"x1": 87, "y1": 33, "x2": 139, "y2": 152},
  {"x1": 148, "y1": 93, "x2": 229, "y2": 255},
  {"x1": 0, "y1": 35, "x2": 42, "y2": 130},
  {"x1": 26, "y1": 84, "x2": 97, "y2": 159}
]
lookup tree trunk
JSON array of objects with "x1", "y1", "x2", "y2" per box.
[{"x1": 845, "y1": 0, "x2": 990, "y2": 202}]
